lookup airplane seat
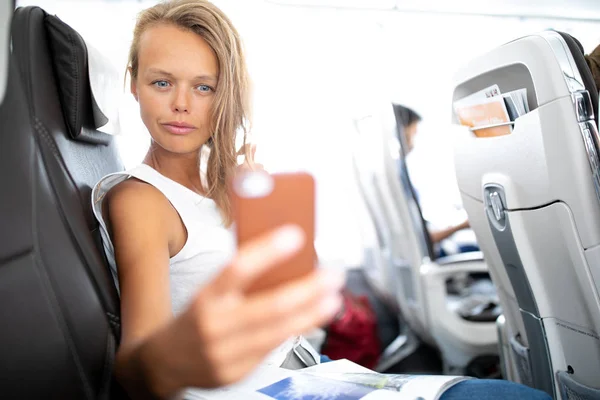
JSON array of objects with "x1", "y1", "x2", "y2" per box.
[
  {"x1": 453, "y1": 30, "x2": 600, "y2": 399},
  {"x1": 352, "y1": 114, "x2": 429, "y2": 343},
  {"x1": 382, "y1": 104, "x2": 499, "y2": 375},
  {"x1": 351, "y1": 104, "x2": 499, "y2": 375},
  {"x1": 457, "y1": 172, "x2": 528, "y2": 385},
  {"x1": 351, "y1": 150, "x2": 401, "y2": 309},
  {"x1": 556, "y1": 32, "x2": 599, "y2": 127},
  {"x1": 350, "y1": 117, "x2": 421, "y2": 371},
  {"x1": 355, "y1": 190, "x2": 404, "y2": 316},
  {"x1": 0, "y1": 5, "x2": 128, "y2": 398}
]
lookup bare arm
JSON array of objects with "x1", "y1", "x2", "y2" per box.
[
  {"x1": 105, "y1": 180, "x2": 180, "y2": 398},
  {"x1": 429, "y1": 219, "x2": 470, "y2": 244},
  {"x1": 105, "y1": 181, "x2": 343, "y2": 399}
]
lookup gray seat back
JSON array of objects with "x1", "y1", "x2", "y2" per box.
[{"x1": 453, "y1": 31, "x2": 600, "y2": 398}]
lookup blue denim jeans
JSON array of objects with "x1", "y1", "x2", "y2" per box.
[
  {"x1": 319, "y1": 354, "x2": 333, "y2": 363},
  {"x1": 441, "y1": 380, "x2": 552, "y2": 400}
]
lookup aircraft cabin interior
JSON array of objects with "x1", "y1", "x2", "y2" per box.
[{"x1": 1, "y1": 0, "x2": 600, "y2": 399}]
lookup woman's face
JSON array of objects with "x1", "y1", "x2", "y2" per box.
[{"x1": 131, "y1": 23, "x2": 219, "y2": 156}]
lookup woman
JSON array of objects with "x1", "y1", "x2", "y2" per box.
[
  {"x1": 92, "y1": 0, "x2": 343, "y2": 397},
  {"x1": 92, "y1": 1, "x2": 550, "y2": 399}
]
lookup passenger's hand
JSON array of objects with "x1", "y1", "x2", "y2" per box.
[
  {"x1": 237, "y1": 143, "x2": 264, "y2": 171},
  {"x1": 147, "y1": 225, "x2": 344, "y2": 397},
  {"x1": 458, "y1": 219, "x2": 470, "y2": 231}
]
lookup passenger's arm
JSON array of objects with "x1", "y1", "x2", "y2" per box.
[
  {"x1": 105, "y1": 180, "x2": 179, "y2": 398},
  {"x1": 107, "y1": 181, "x2": 343, "y2": 399},
  {"x1": 429, "y1": 219, "x2": 470, "y2": 244}
]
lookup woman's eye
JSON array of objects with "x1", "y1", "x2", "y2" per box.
[
  {"x1": 196, "y1": 84, "x2": 213, "y2": 93},
  {"x1": 152, "y1": 80, "x2": 170, "y2": 88}
]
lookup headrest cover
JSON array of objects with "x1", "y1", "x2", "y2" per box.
[
  {"x1": 0, "y1": 1, "x2": 13, "y2": 105},
  {"x1": 45, "y1": 14, "x2": 120, "y2": 143}
]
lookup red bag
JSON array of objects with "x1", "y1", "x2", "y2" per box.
[{"x1": 321, "y1": 290, "x2": 381, "y2": 369}]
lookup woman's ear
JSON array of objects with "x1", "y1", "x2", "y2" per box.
[{"x1": 129, "y1": 68, "x2": 139, "y2": 102}]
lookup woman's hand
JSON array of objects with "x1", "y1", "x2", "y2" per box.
[
  {"x1": 136, "y1": 225, "x2": 344, "y2": 399},
  {"x1": 237, "y1": 143, "x2": 264, "y2": 171}
]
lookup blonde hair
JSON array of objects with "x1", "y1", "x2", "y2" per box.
[{"x1": 128, "y1": 0, "x2": 251, "y2": 226}]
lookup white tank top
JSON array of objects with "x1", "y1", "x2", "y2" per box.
[
  {"x1": 91, "y1": 164, "x2": 235, "y2": 315},
  {"x1": 91, "y1": 164, "x2": 319, "y2": 369}
]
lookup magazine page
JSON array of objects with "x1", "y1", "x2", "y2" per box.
[
  {"x1": 183, "y1": 362, "x2": 385, "y2": 400},
  {"x1": 382, "y1": 374, "x2": 469, "y2": 400},
  {"x1": 184, "y1": 365, "x2": 295, "y2": 400},
  {"x1": 453, "y1": 85, "x2": 531, "y2": 138},
  {"x1": 502, "y1": 95, "x2": 520, "y2": 121},
  {"x1": 503, "y1": 88, "x2": 529, "y2": 116},
  {"x1": 304, "y1": 360, "x2": 469, "y2": 400},
  {"x1": 304, "y1": 358, "x2": 374, "y2": 373},
  {"x1": 256, "y1": 370, "x2": 385, "y2": 400},
  {"x1": 454, "y1": 95, "x2": 512, "y2": 137},
  {"x1": 183, "y1": 359, "x2": 470, "y2": 400},
  {"x1": 183, "y1": 360, "x2": 374, "y2": 400},
  {"x1": 460, "y1": 83, "x2": 501, "y2": 101}
]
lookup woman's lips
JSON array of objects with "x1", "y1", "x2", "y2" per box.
[{"x1": 161, "y1": 122, "x2": 196, "y2": 135}]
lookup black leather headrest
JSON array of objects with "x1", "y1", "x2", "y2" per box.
[
  {"x1": 557, "y1": 31, "x2": 599, "y2": 129},
  {"x1": 45, "y1": 14, "x2": 112, "y2": 144}
]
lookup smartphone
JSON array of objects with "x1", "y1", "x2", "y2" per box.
[{"x1": 231, "y1": 170, "x2": 316, "y2": 293}]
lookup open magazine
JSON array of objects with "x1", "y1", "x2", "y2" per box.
[
  {"x1": 183, "y1": 359, "x2": 470, "y2": 400},
  {"x1": 453, "y1": 84, "x2": 529, "y2": 137}
]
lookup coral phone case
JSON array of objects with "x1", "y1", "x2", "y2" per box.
[{"x1": 231, "y1": 171, "x2": 316, "y2": 293}]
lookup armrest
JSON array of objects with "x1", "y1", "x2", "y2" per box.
[{"x1": 436, "y1": 251, "x2": 484, "y2": 266}]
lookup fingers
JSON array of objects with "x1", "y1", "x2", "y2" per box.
[
  {"x1": 200, "y1": 289, "x2": 342, "y2": 373},
  {"x1": 206, "y1": 352, "x2": 267, "y2": 387},
  {"x1": 234, "y1": 268, "x2": 344, "y2": 333},
  {"x1": 203, "y1": 268, "x2": 343, "y2": 340},
  {"x1": 188, "y1": 268, "x2": 344, "y2": 368},
  {"x1": 185, "y1": 224, "x2": 345, "y2": 386},
  {"x1": 208, "y1": 225, "x2": 305, "y2": 295},
  {"x1": 230, "y1": 292, "x2": 342, "y2": 360}
]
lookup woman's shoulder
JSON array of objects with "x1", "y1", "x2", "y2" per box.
[
  {"x1": 105, "y1": 177, "x2": 183, "y2": 256},
  {"x1": 93, "y1": 165, "x2": 169, "y2": 214},
  {"x1": 106, "y1": 177, "x2": 172, "y2": 221},
  {"x1": 91, "y1": 165, "x2": 192, "y2": 255}
]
